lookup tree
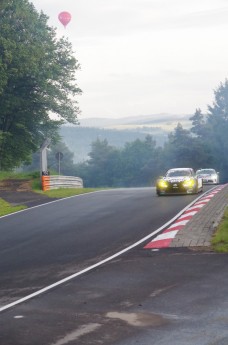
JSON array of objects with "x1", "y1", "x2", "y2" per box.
[
  {"x1": 0, "y1": 0, "x2": 81, "y2": 170},
  {"x1": 163, "y1": 123, "x2": 192, "y2": 168},
  {"x1": 190, "y1": 108, "x2": 206, "y2": 137},
  {"x1": 206, "y1": 80, "x2": 228, "y2": 181},
  {"x1": 120, "y1": 135, "x2": 160, "y2": 186},
  {"x1": 163, "y1": 123, "x2": 211, "y2": 171},
  {"x1": 85, "y1": 138, "x2": 121, "y2": 187}
]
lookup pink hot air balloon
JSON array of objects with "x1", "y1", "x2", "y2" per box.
[{"x1": 58, "y1": 11, "x2": 71, "y2": 28}]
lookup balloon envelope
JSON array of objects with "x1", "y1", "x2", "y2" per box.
[{"x1": 58, "y1": 11, "x2": 71, "y2": 28}]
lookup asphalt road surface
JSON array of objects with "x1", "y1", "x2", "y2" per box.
[{"x1": 0, "y1": 186, "x2": 227, "y2": 345}]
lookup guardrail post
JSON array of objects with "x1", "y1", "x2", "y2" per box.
[{"x1": 42, "y1": 176, "x2": 50, "y2": 191}]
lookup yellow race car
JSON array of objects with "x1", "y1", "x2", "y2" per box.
[{"x1": 156, "y1": 168, "x2": 203, "y2": 196}]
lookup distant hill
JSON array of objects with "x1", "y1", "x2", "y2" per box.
[
  {"x1": 61, "y1": 114, "x2": 191, "y2": 163},
  {"x1": 60, "y1": 126, "x2": 167, "y2": 163},
  {"x1": 78, "y1": 113, "x2": 191, "y2": 129}
]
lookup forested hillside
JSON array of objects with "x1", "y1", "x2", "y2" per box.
[
  {"x1": 22, "y1": 79, "x2": 228, "y2": 187},
  {"x1": 60, "y1": 126, "x2": 168, "y2": 163},
  {"x1": 60, "y1": 79, "x2": 228, "y2": 187}
]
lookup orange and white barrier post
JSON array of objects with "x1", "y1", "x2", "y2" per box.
[{"x1": 42, "y1": 176, "x2": 50, "y2": 191}]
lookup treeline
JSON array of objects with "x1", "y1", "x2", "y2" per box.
[
  {"x1": 60, "y1": 125, "x2": 167, "y2": 163},
  {"x1": 24, "y1": 79, "x2": 228, "y2": 187},
  {"x1": 70, "y1": 80, "x2": 228, "y2": 187}
]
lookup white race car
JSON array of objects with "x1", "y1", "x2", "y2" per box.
[
  {"x1": 196, "y1": 169, "x2": 219, "y2": 184},
  {"x1": 156, "y1": 168, "x2": 203, "y2": 196}
]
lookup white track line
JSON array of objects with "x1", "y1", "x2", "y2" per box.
[
  {"x1": 0, "y1": 187, "x2": 217, "y2": 312},
  {"x1": 0, "y1": 190, "x2": 113, "y2": 219}
]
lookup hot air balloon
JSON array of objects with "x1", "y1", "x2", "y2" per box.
[{"x1": 58, "y1": 11, "x2": 71, "y2": 28}]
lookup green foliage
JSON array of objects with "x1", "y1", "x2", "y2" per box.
[
  {"x1": 163, "y1": 123, "x2": 193, "y2": 168},
  {"x1": 162, "y1": 123, "x2": 212, "y2": 171},
  {"x1": 0, "y1": 0, "x2": 81, "y2": 170},
  {"x1": 211, "y1": 207, "x2": 228, "y2": 253},
  {"x1": 189, "y1": 108, "x2": 206, "y2": 137},
  {"x1": 0, "y1": 170, "x2": 39, "y2": 180},
  {"x1": 160, "y1": 80, "x2": 228, "y2": 183},
  {"x1": 84, "y1": 138, "x2": 122, "y2": 187},
  {"x1": 206, "y1": 80, "x2": 228, "y2": 181},
  {"x1": 76, "y1": 135, "x2": 162, "y2": 187},
  {"x1": 120, "y1": 135, "x2": 159, "y2": 186},
  {"x1": 188, "y1": 79, "x2": 228, "y2": 182},
  {"x1": 0, "y1": 197, "x2": 26, "y2": 216}
]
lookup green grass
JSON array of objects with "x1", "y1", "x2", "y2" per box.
[
  {"x1": 0, "y1": 198, "x2": 27, "y2": 217},
  {"x1": 0, "y1": 171, "x2": 40, "y2": 180},
  {"x1": 34, "y1": 185, "x2": 104, "y2": 198},
  {"x1": 211, "y1": 207, "x2": 228, "y2": 253}
]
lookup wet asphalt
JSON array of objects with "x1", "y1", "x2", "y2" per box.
[{"x1": 0, "y1": 186, "x2": 227, "y2": 345}]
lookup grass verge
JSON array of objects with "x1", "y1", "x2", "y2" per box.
[
  {"x1": 0, "y1": 171, "x2": 39, "y2": 180},
  {"x1": 34, "y1": 186, "x2": 104, "y2": 198},
  {"x1": 211, "y1": 207, "x2": 228, "y2": 253},
  {"x1": 0, "y1": 198, "x2": 27, "y2": 217}
]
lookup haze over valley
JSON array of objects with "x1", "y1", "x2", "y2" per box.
[{"x1": 61, "y1": 113, "x2": 191, "y2": 163}]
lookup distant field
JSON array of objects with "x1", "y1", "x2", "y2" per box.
[
  {"x1": 78, "y1": 113, "x2": 192, "y2": 129},
  {"x1": 107, "y1": 119, "x2": 191, "y2": 131}
]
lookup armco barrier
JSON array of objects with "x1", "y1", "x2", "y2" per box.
[{"x1": 42, "y1": 175, "x2": 83, "y2": 191}]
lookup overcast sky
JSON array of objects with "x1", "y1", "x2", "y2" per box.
[{"x1": 30, "y1": 0, "x2": 228, "y2": 119}]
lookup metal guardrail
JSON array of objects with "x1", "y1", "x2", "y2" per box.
[{"x1": 42, "y1": 175, "x2": 83, "y2": 191}]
